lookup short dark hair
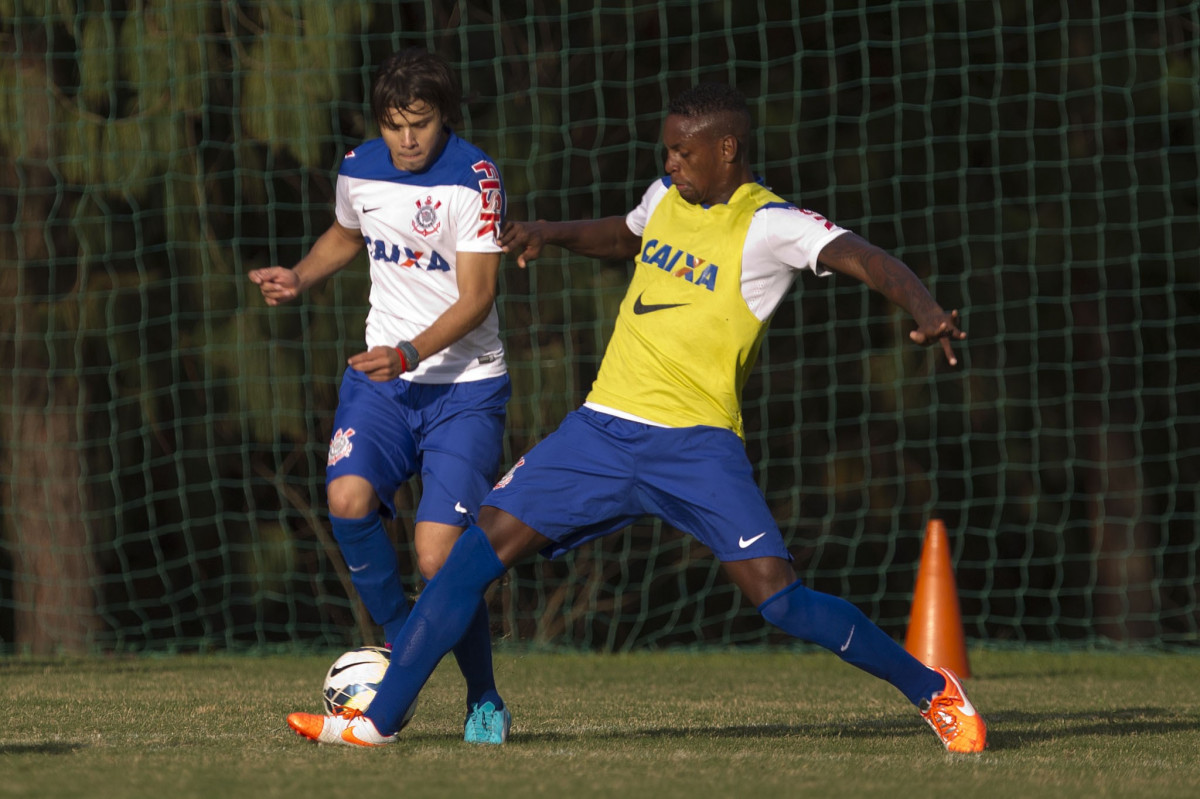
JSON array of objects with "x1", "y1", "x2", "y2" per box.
[
  {"x1": 667, "y1": 83, "x2": 752, "y2": 128},
  {"x1": 371, "y1": 49, "x2": 462, "y2": 129}
]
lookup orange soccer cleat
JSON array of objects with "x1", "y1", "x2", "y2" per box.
[
  {"x1": 919, "y1": 667, "x2": 987, "y2": 753},
  {"x1": 287, "y1": 708, "x2": 397, "y2": 747}
]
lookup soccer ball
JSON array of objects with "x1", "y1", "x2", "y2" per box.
[{"x1": 321, "y1": 646, "x2": 417, "y2": 729}]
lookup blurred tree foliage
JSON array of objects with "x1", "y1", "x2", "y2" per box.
[{"x1": 0, "y1": 0, "x2": 1196, "y2": 653}]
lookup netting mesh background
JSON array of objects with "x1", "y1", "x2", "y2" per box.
[{"x1": 1, "y1": 0, "x2": 1197, "y2": 654}]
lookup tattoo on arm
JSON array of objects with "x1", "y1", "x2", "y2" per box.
[{"x1": 822, "y1": 234, "x2": 938, "y2": 318}]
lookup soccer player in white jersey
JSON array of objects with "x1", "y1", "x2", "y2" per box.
[
  {"x1": 287, "y1": 83, "x2": 985, "y2": 753},
  {"x1": 251, "y1": 49, "x2": 511, "y2": 744}
]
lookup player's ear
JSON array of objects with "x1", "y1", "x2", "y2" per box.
[{"x1": 721, "y1": 134, "x2": 740, "y2": 163}]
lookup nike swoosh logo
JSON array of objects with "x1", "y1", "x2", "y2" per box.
[
  {"x1": 840, "y1": 625, "x2": 855, "y2": 652},
  {"x1": 942, "y1": 671, "x2": 978, "y2": 716},
  {"x1": 632, "y1": 292, "x2": 687, "y2": 315},
  {"x1": 362, "y1": 206, "x2": 381, "y2": 214},
  {"x1": 348, "y1": 563, "x2": 368, "y2": 573},
  {"x1": 454, "y1": 502, "x2": 468, "y2": 514},
  {"x1": 341, "y1": 725, "x2": 384, "y2": 746},
  {"x1": 328, "y1": 660, "x2": 372, "y2": 678},
  {"x1": 738, "y1": 532, "x2": 766, "y2": 549}
]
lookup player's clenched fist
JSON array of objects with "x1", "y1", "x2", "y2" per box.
[
  {"x1": 249, "y1": 266, "x2": 302, "y2": 306},
  {"x1": 347, "y1": 346, "x2": 406, "y2": 382}
]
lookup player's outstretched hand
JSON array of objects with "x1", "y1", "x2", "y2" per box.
[
  {"x1": 909, "y1": 308, "x2": 966, "y2": 367},
  {"x1": 347, "y1": 346, "x2": 405, "y2": 382},
  {"x1": 499, "y1": 220, "x2": 547, "y2": 268},
  {"x1": 249, "y1": 266, "x2": 302, "y2": 306}
]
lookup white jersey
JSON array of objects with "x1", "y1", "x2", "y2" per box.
[
  {"x1": 335, "y1": 131, "x2": 507, "y2": 383},
  {"x1": 623, "y1": 177, "x2": 847, "y2": 322}
]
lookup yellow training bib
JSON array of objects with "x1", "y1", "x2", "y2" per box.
[{"x1": 586, "y1": 181, "x2": 785, "y2": 437}]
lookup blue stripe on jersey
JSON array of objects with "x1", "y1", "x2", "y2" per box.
[
  {"x1": 758, "y1": 201, "x2": 798, "y2": 211},
  {"x1": 339, "y1": 131, "x2": 501, "y2": 192}
]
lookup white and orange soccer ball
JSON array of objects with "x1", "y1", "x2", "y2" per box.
[{"x1": 321, "y1": 646, "x2": 417, "y2": 729}]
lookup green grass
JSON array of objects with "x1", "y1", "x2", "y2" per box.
[{"x1": 2, "y1": 649, "x2": 1198, "y2": 798}]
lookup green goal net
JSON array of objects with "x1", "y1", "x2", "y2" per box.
[{"x1": 1, "y1": 1, "x2": 1197, "y2": 654}]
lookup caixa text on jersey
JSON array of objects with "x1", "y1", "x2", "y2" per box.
[{"x1": 363, "y1": 236, "x2": 451, "y2": 271}]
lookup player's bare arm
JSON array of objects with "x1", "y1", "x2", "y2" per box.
[
  {"x1": 249, "y1": 220, "x2": 363, "y2": 306},
  {"x1": 499, "y1": 216, "x2": 641, "y2": 268},
  {"x1": 346, "y1": 249, "x2": 501, "y2": 381},
  {"x1": 818, "y1": 232, "x2": 965, "y2": 366}
]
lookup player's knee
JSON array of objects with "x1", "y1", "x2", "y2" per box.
[
  {"x1": 721, "y1": 556, "x2": 797, "y2": 606},
  {"x1": 413, "y1": 522, "x2": 464, "y2": 581},
  {"x1": 425, "y1": 525, "x2": 507, "y2": 596},
  {"x1": 416, "y1": 549, "x2": 448, "y2": 582},
  {"x1": 476, "y1": 507, "x2": 546, "y2": 567},
  {"x1": 327, "y1": 476, "x2": 377, "y2": 518},
  {"x1": 758, "y1": 579, "x2": 810, "y2": 631}
]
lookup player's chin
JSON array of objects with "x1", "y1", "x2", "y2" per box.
[{"x1": 395, "y1": 154, "x2": 428, "y2": 171}]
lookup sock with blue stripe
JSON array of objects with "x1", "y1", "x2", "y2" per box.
[
  {"x1": 758, "y1": 580, "x2": 943, "y2": 706},
  {"x1": 330, "y1": 512, "x2": 411, "y2": 635},
  {"x1": 366, "y1": 525, "x2": 507, "y2": 734}
]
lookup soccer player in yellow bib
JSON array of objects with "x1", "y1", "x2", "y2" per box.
[{"x1": 287, "y1": 83, "x2": 985, "y2": 753}]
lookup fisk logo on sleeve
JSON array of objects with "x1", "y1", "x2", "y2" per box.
[
  {"x1": 471, "y1": 160, "x2": 503, "y2": 239},
  {"x1": 797, "y1": 207, "x2": 835, "y2": 230}
]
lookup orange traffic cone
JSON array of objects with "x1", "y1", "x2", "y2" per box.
[{"x1": 904, "y1": 518, "x2": 971, "y2": 678}]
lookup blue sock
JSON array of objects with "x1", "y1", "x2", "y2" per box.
[
  {"x1": 451, "y1": 600, "x2": 503, "y2": 711},
  {"x1": 758, "y1": 580, "x2": 943, "y2": 706},
  {"x1": 366, "y1": 525, "x2": 506, "y2": 734},
  {"x1": 330, "y1": 512, "x2": 411, "y2": 637}
]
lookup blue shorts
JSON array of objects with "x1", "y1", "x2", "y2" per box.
[
  {"x1": 485, "y1": 407, "x2": 791, "y2": 563},
  {"x1": 326, "y1": 368, "x2": 511, "y2": 524}
]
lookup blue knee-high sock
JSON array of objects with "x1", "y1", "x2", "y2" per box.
[
  {"x1": 451, "y1": 599, "x2": 502, "y2": 711},
  {"x1": 366, "y1": 525, "x2": 506, "y2": 734},
  {"x1": 758, "y1": 580, "x2": 944, "y2": 706},
  {"x1": 330, "y1": 513, "x2": 411, "y2": 636}
]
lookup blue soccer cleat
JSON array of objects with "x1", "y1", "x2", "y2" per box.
[{"x1": 463, "y1": 700, "x2": 512, "y2": 744}]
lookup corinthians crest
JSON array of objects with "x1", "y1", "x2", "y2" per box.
[{"x1": 411, "y1": 196, "x2": 442, "y2": 237}]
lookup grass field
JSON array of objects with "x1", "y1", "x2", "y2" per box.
[{"x1": 2, "y1": 648, "x2": 1198, "y2": 798}]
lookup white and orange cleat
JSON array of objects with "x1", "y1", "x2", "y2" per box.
[
  {"x1": 919, "y1": 667, "x2": 987, "y2": 753},
  {"x1": 287, "y1": 708, "x2": 397, "y2": 747}
]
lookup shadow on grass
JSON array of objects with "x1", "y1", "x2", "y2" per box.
[
  {"x1": 502, "y1": 716, "x2": 921, "y2": 745},
  {"x1": 397, "y1": 717, "x2": 922, "y2": 747},
  {"x1": 485, "y1": 706, "x2": 1200, "y2": 752},
  {"x1": 975, "y1": 706, "x2": 1200, "y2": 750},
  {"x1": 0, "y1": 742, "x2": 87, "y2": 755}
]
